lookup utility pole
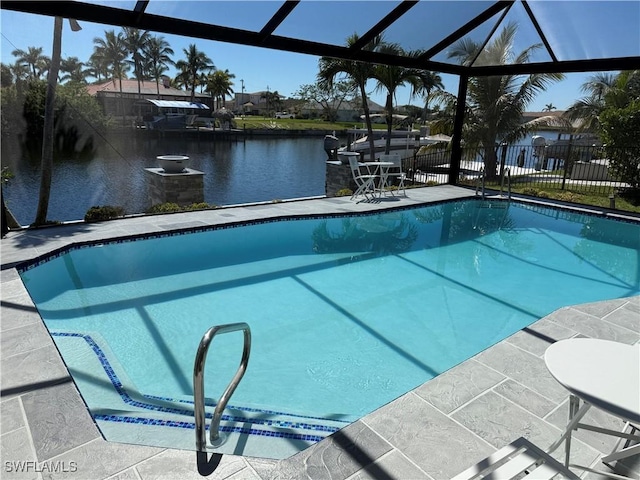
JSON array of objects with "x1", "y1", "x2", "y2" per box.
[{"x1": 240, "y1": 79, "x2": 245, "y2": 115}]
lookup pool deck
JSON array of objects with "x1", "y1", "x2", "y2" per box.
[{"x1": 1, "y1": 185, "x2": 639, "y2": 480}]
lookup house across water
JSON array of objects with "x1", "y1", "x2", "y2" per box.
[{"x1": 138, "y1": 99, "x2": 210, "y2": 130}]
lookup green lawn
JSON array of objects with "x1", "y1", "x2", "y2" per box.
[
  {"x1": 459, "y1": 177, "x2": 640, "y2": 214},
  {"x1": 231, "y1": 116, "x2": 387, "y2": 131}
]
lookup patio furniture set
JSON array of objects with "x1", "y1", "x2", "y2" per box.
[
  {"x1": 457, "y1": 338, "x2": 639, "y2": 479},
  {"x1": 348, "y1": 153, "x2": 406, "y2": 201}
]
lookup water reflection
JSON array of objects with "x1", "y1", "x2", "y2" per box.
[
  {"x1": 312, "y1": 212, "x2": 418, "y2": 255},
  {"x1": 2, "y1": 134, "x2": 327, "y2": 224},
  {"x1": 575, "y1": 216, "x2": 640, "y2": 288}
]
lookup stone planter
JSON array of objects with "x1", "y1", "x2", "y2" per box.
[{"x1": 157, "y1": 155, "x2": 190, "y2": 173}]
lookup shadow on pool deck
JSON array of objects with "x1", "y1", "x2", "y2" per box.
[{"x1": 1, "y1": 186, "x2": 639, "y2": 479}]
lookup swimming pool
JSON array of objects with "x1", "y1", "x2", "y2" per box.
[{"x1": 19, "y1": 199, "x2": 640, "y2": 458}]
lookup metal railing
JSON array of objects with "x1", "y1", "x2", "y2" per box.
[
  {"x1": 500, "y1": 167, "x2": 511, "y2": 199},
  {"x1": 476, "y1": 166, "x2": 486, "y2": 199},
  {"x1": 411, "y1": 144, "x2": 638, "y2": 206},
  {"x1": 193, "y1": 322, "x2": 251, "y2": 451}
]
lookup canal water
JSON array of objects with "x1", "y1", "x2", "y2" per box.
[
  {"x1": 2, "y1": 130, "x2": 564, "y2": 226},
  {"x1": 2, "y1": 134, "x2": 331, "y2": 226}
]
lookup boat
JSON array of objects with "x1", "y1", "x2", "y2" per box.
[
  {"x1": 141, "y1": 99, "x2": 210, "y2": 130},
  {"x1": 532, "y1": 133, "x2": 601, "y2": 169},
  {"x1": 338, "y1": 128, "x2": 451, "y2": 161},
  {"x1": 323, "y1": 134, "x2": 340, "y2": 159}
]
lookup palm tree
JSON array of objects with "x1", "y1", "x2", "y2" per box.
[
  {"x1": 86, "y1": 52, "x2": 110, "y2": 82},
  {"x1": 8, "y1": 61, "x2": 29, "y2": 94},
  {"x1": 563, "y1": 72, "x2": 617, "y2": 132},
  {"x1": 318, "y1": 33, "x2": 383, "y2": 161},
  {"x1": 542, "y1": 103, "x2": 556, "y2": 112},
  {"x1": 416, "y1": 70, "x2": 444, "y2": 122},
  {"x1": 122, "y1": 27, "x2": 151, "y2": 98},
  {"x1": 173, "y1": 70, "x2": 189, "y2": 90},
  {"x1": 11, "y1": 46, "x2": 49, "y2": 80},
  {"x1": 34, "y1": 17, "x2": 63, "y2": 226},
  {"x1": 93, "y1": 30, "x2": 129, "y2": 119},
  {"x1": 206, "y1": 69, "x2": 235, "y2": 109},
  {"x1": 175, "y1": 44, "x2": 213, "y2": 102},
  {"x1": 260, "y1": 90, "x2": 282, "y2": 116},
  {"x1": 372, "y1": 43, "x2": 424, "y2": 154},
  {"x1": 446, "y1": 22, "x2": 564, "y2": 179},
  {"x1": 59, "y1": 56, "x2": 89, "y2": 84},
  {"x1": 143, "y1": 35, "x2": 174, "y2": 98},
  {"x1": 197, "y1": 72, "x2": 209, "y2": 93}
]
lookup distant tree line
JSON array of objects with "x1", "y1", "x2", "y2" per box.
[{"x1": 2, "y1": 28, "x2": 236, "y2": 106}]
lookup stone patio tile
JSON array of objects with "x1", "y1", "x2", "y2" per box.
[
  {"x1": 546, "y1": 307, "x2": 640, "y2": 344},
  {"x1": 413, "y1": 359, "x2": 504, "y2": 414},
  {"x1": 1, "y1": 293, "x2": 42, "y2": 332},
  {"x1": 1, "y1": 397, "x2": 25, "y2": 434},
  {"x1": 21, "y1": 382, "x2": 100, "y2": 461},
  {"x1": 225, "y1": 468, "x2": 262, "y2": 480},
  {"x1": 0, "y1": 427, "x2": 38, "y2": 480},
  {"x1": 451, "y1": 390, "x2": 600, "y2": 470},
  {"x1": 0, "y1": 345, "x2": 71, "y2": 400},
  {"x1": 0, "y1": 250, "x2": 40, "y2": 269},
  {"x1": 42, "y1": 439, "x2": 164, "y2": 480},
  {"x1": 134, "y1": 449, "x2": 251, "y2": 480},
  {"x1": 473, "y1": 342, "x2": 567, "y2": 402},
  {"x1": 602, "y1": 303, "x2": 640, "y2": 333},
  {"x1": 271, "y1": 420, "x2": 392, "y2": 480},
  {"x1": 493, "y1": 379, "x2": 558, "y2": 418},
  {"x1": 244, "y1": 457, "x2": 278, "y2": 479},
  {"x1": 545, "y1": 398, "x2": 629, "y2": 454},
  {"x1": 1, "y1": 267, "x2": 21, "y2": 283},
  {"x1": 506, "y1": 318, "x2": 576, "y2": 357},
  {"x1": 1, "y1": 321, "x2": 52, "y2": 360},
  {"x1": 104, "y1": 468, "x2": 141, "y2": 480},
  {"x1": 451, "y1": 390, "x2": 561, "y2": 448},
  {"x1": 622, "y1": 297, "x2": 640, "y2": 314},
  {"x1": 571, "y1": 298, "x2": 629, "y2": 319},
  {"x1": 363, "y1": 393, "x2": 494, "y2": 479},
  {"x1": 0, "y1": 277, "x2": 30, "y2": 300},
  {"x1": 349, "y1": 450, "x2": 432, "y2": 480}
]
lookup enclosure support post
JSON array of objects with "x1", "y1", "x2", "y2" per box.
[{"x1": 449, "y1": 74, "x2": 468, "y2": 185}]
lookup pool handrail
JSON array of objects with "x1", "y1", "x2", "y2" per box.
[
  {"x1": 501, "y1": 167, "x2": 511, "y2": 199},
  {"x1": 193, "y1": 322, "x2": 251, "y2": 451},
  {"x1": 476, "y1": 166, "x2": 486, "y2": 199}
]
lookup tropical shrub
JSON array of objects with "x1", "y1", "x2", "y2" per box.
[
  {"x1": 146, "y1": 202, "x2": 215, "y2": 214},
  {"x1": 186, "y1": 202, "x2": 214, "y2": 210},
  {"x1": 146, "y1": 202, "x2": 181, "y2": 214},
  {"x1": 600, "y1": 100, "x2": 640, "y2": 190},
  {"x1": 84, "y1": 205, "x2": 125, "y2": 222}
]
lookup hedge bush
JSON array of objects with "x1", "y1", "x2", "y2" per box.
[{"x1": 84, "y1": 205, "x2": 124, "y2": 222}]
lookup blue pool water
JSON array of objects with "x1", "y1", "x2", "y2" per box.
[{"x1": 19, "y1": 199, "x2": 640, "y2": 455}]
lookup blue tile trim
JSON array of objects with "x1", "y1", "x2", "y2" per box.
[
  {"x1": 93, "y1": 414, "x2": 326, "y2": 442},
  {"x1": 16, "y1": 198, "x2": 468, "y2": 273},
  {"x1": 141, "y1": 393, "x2": 347, "y2": 424},
  {"x1": 52, "y1": 332, "x2": 342, "y2": 440},
  {"x1": 14, "y1": 198, "x2": 640, "y2": 273}
]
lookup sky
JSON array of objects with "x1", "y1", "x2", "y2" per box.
[{"x1": 1, "y1": 2, "x2": 635, "y2": 112}]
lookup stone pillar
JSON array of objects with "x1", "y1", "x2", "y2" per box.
[
  {"x1": 145, "y1": 168, "x2": 204, "y2": 207},
  {"x1": 325, "y1": 161, "x2": 357, "y2": 197}
]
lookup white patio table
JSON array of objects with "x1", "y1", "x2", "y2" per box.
[
  {"x1": 363, "y1": 161, "x2": 394, "y2": 197},
  {"x1": 544, "y1": 338, "x2": 640, "y2": 478}
]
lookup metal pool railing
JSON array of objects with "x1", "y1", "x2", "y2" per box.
[{"x1": 193, "y1": 322, "x2": 251, "y2": 451}]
